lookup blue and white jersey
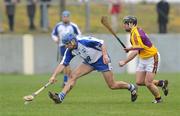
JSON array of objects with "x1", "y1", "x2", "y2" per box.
[
  {"x1": 51, "y1": 22, "x2": 81, "y2": 46},
  {"x1": 60, "y1": 36, "x2": 104, "y2": 66}
]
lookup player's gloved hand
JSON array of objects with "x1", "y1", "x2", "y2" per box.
[
  {"x1": 119, "y1": 60, "x2": 126, "y2": 67},
  {"x1": 49, "y1": 76, "x2": 57, "y2": 84}
]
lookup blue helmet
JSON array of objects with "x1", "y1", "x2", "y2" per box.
[{"x1": 62, "y1": 33, "x2": 77, "y2": 44}]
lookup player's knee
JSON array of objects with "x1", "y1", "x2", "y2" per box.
[
  {"x1": 136, "y1": 81, "x2": 144, "y2": 86},
  {"x1": 109, "y1": 86, "x2": 116, "y2": 90},
  {"x1": 70, "y1": 73, "x2": 78, "y2": 79},
  {"x1": 69, "y1": 76, "x2": 76, "y2": 82},
  {"x1": 68, "y1": 78, "x2": 76, "y2": 87},
  {"x1": 108, "y1": 83, "x2": 117, "y2": 90},
  {"x1": 69, "y1": 74, "x2": 79, "y2": 84},
  {"x1": 145, "y1": 82, "x2": 153, "y2": 88}
]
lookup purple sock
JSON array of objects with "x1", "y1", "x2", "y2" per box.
[{"x1": 158, "y1": 80, "x2": 164, "y2": 87}]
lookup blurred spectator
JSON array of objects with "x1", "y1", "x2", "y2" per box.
[
  {"x1": 108, "y1": 0, "x2": 121, "y2": 32},
  {"x1": 4, "y1": 0, "x2": 20, "y2": 32},
  {"x1": 40, "y1": 0, "x2": 51, "y2": 32},
  {"x1": 26, "y1": 0, "x2": 37, "y2": 30},
  {"x1": 156, "y1": 0, "x2": 170, "y2": 33}
]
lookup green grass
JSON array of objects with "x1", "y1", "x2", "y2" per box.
[{"x1": 0, "y1": 73, "x2": 180, "y2": 116}]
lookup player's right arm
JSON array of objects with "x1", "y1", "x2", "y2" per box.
[
  {"x1": 49, "y1": 64, "x2": 65, "y2": 84},
  {"x1": 49, "y1": 48, "x2": 74, "y2": 84},
  {"x1": 51, "y1": 36, "x2": 59, "y2": 44},
  {"x1": 119, "y1": 50, "x2": 138, "y2": 67},
  {"x1": 51, "y1": 24, "x2": 61, "y2": 44}
]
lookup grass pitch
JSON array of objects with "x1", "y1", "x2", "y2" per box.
[{"x1": 0, "y1": 73, "x2": 180, "y2": 116}]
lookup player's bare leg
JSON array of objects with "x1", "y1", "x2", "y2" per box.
[
  {"x1": 102, "y1": 71, "x2": 129, "y2": 89},
  {"x1": 145, "y1": 72, "x2": 162, "y2": 103},
  {"x1": 136, "y1": 71, "x2": 146, "y2": 86},
  {"x1": 49, "y1": 63, "x2": 93, "y2": 104},
  {"x1": 102, "y1": 71, "x2": 138, "y2": 102},
  {"x1": 62, "y1": 64, "x2": 93, "y2": 94}
]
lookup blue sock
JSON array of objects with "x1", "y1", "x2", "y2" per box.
[
  {"x1": 63, "y1": 75, "x2": 68, "y2": 84},
  {"x1": 58, "y1": 92, "x2": 66, "y2": 101}
]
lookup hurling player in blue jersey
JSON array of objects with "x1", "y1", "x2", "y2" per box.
[
  {"x1": 48, "y1": 33, "x2": 138, "y2": 104},
  {"x1": 51, "y1": 10, "x2": 81, "y2": 87}
]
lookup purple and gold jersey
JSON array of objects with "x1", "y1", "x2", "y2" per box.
[{"x1": 130, "y1": 26, "x2": 158, "y2": 59}]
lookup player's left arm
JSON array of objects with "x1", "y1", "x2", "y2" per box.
[
  {"x1": 85, "y1": 38, "x2": 109, "y2": 64},
  {"x1": 71, "y1": 23, "x2": 82, "y2": 35},
  {"x1": 101, "y1": 43, "x2": 109, "y2": 64},
  {"x1": 76, "y1": 25, "x2": 81, "y2": 35}
]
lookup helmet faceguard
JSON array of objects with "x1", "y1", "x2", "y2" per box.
[{"x1": 123, "y1": 16, "x2": 137, "y2": 25}]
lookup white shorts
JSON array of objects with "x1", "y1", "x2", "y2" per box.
[{"x1": 136, "y1": 53, "x2": 160, "y2": 73}]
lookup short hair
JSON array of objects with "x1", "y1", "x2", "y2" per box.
[{"x1": 62, "y1": 10, "x2": 70, "y2": 17}]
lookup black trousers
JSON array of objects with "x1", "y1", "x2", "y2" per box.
[
  {"x1": 158, "y1": 22, "x2": 167, "y2": 33},
  {"x1": 27, "y1": 5, "x2": 36, "y2": 29},
  {"x1": 7, "y1": 15, "x2": 14, "y2": 31}
]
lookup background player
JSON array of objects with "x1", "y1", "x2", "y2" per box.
[
  {"x1": 119, "y1": 16, "x2": 168, "y2": 103},
  {"x1": 48, "y1": 33, "x2": 138, "y2": 104},
  {"x1": 51, "y1": 10, "x2": 81, "y2": 87}
]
